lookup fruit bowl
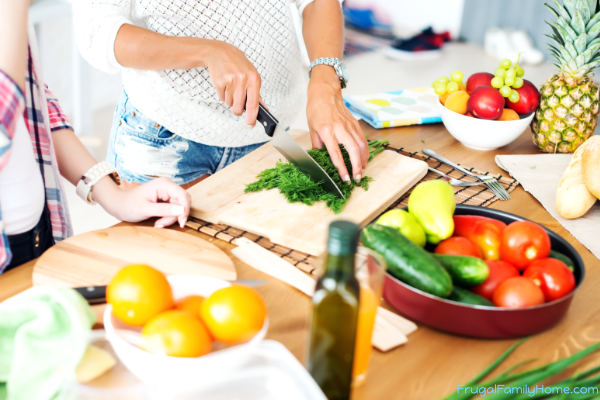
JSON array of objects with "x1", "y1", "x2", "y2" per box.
[
  {"x1": 382, "y1": 205, "x2": 584, "y2": 338},
  {"x1": 439, "y1": 102, "x2": 534, "y2": 151},
  {"x1": 103, "y1": 275, "x2": 268, "y2": 388}
]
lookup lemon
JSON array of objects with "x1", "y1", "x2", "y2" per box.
[{"x1": 375, "y1": 209, "x2": 426, "y2": 247}]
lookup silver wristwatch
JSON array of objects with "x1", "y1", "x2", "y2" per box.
[
  {"x1": 76, "y1": 161, "x2": 120, "y2": 204},
  {"x1": 308, "y1": 57, "x2": 348, "y2": 88}
]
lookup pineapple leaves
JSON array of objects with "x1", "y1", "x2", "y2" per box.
[
  {"x1": 575, "y1": 33, "x2": 588, "y2": 53},
  {"x1": 551, "y1": 0, "x2": 572, "y2": 20},
  {"x1": 547, "y1": 24, "x2": 565, "y2": 46},
  {"x1": 572, "y1": 8, "x2": 587, "y2": 34},
  {"x1": 556, "y1": 16, "x2": 578, "y2": 41},
  {"x1": 587, "y1": 20, "x2": 600, "y2": 42},
  {"x1": 586, "y1": 10, "x2": 600, "y2": 31}
]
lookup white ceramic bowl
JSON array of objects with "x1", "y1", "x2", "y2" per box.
[
  {"x1": 103, "y1": 275, "x2": 268, "y2": 388},
  {"x1": 438, "y1": 101, "x2": 535, "y2": 150}
]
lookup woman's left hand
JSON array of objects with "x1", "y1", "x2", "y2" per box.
[
  {"x1": 95, "y1": 177, "x2": 191, "y2": 228},
  {"x1": 306, "y1": 67, "x2": 368, "y2": 183}
]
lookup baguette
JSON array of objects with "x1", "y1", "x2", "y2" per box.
[
  {"x1": 556, "y1": 141, "x2": 597, "y2": 219},
  {"x1": 582, "y1": 135, "x2": 600, "y2": 199}
]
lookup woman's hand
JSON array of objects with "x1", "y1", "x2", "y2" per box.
[
  {"x1": 94, "y1": 177, "x2": 191, "y2": 228},
  {"x1": 306, "y1": 67, "x2": 368, "y2": 182},
  {"x1": 205, "y1": 41, "x2": 262, "y2": 127}
]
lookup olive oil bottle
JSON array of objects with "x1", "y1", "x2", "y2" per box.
[{"x1": 306, "y1": 220, "x2": 360, "y2": 400}]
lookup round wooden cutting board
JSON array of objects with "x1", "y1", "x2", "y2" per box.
[{"x1": 33, "y1": 225, "x2": 237, "y2": 287}]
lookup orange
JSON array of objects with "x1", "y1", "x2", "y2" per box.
[
  {"x1": 444, "y1": 90, "x2": 469, "y2": 114},
  {"x1": 175, "y1": 295, "x2": 205, "y2": 319},
  {"x1": 498, "y1": 108, "x2": 520, "y2": 121},
  {"x1": 200, "y1": 285, "x2": 267, "y2": 345},
  {"x1": 142, "y1": 310, "x2": 212, "y2": 357},
  {"x1": 107, "y1": 264, "x2": 174, "y2": 327}
]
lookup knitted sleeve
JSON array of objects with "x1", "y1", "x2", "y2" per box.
[{"x1": 72, "y1": 0, "x2": 132, "y2": 74}]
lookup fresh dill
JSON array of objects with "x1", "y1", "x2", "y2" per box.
[{"x1": 245, "y1": 140, "x2": 388, "y2": 213}]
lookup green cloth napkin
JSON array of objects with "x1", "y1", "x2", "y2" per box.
[{"x1": 0, "y1": 287, "x2": 95, "y2": 400}]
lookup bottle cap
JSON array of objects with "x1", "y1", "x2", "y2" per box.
[{"x1": 327, "y1": 220, "x2": 360, "y2": 256}]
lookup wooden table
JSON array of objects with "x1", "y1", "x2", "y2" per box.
[{"x1": 2, "y1": 122, "x2": 599, "y2": 399}]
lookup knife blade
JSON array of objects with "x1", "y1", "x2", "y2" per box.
[
  {"x1": 74, "y1": 279, "x2": 268, "y2": 305},
  {"x1": 256, "y1": 104, "x2": 345, "y2": 199}
]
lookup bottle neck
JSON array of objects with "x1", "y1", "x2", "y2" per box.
[{"x1": 323, "y1": 253, "x2": 356, "y2": 278}]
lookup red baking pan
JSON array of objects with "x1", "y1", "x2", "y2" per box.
[{"x1": 382, "y1": 205, "x2": 585, "y2": 338}]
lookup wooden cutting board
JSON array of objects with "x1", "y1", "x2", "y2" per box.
[
  {"x1": 33, "y1": 225, "x2": 237, "y2": 287},
  {"x1": 189, "y1": 131, "x2": 428, "y2": 256}
]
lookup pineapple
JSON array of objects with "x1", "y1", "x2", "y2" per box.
[{"x1": 531, "y1": 0, "x2": 600, "y2": 153}]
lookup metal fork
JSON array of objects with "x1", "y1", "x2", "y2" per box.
[
  {"x1": 428, "y1": 167, "x2": 485, "y2": 187},
  {"x1": 422, "y1": 149, "x2": 511, "y2": 200}
]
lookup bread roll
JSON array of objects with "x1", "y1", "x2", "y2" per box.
[
  {"x1": 556, "y1": 141, "x2": 597, "y2": 219},
  {"x1": 582, "y1": 135, "x2": 600, "y2": 199}
]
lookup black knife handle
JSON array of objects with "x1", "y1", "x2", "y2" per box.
[
  {"x1": 256, "y1": 104, "x2": 278, "y2": 137},
  {"x1": 74, "y1": 285, "x2": 106, "y2": 305}
]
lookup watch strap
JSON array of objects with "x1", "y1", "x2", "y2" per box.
[
  {"x1": 76, "y1": 161, "x2": 119, "y2": 204},
  {"x1": 308, "y1": 57, "x2": 347, "y2": 88}
]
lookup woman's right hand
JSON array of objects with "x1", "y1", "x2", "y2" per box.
[{"x1": 205, "y1": 41, "x2": 261, "y2": 127}]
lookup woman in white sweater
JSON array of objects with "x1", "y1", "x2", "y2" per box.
[{"x1": 73, "y1": 0, "x2": 368, "y2": 186}]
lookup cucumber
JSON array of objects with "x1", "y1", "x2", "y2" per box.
[
  {"x1": 549, "y1": 250, "x2": 575, "y2": 271},
  {"x1": 449, "y1": 286, "x2": 494, "y2": 306},
  {"x1": 361, "y1": 224, "x2": 452, "y2": 298},
  {"x1": 432, "y1": 254, "x2": 489, "y2": 287}
]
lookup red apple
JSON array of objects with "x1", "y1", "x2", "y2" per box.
[
  {"x1": 467, "y1": 86, "x2": 504, "y2": 120},
  {"x1": 466, "y1": 72, "x2": 494, "y2": 94},
  {"x1": 507, "y1": 80, "x2": 540, "y2": 115}
]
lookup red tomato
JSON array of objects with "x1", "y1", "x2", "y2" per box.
[
  {"x1": 500, "y1": 221, "x2": 551, "y2": 269},
  {"x1": 492, "y1": 277, "x2": 545, "y2": 308},
  {"x1": 471, "y1": 260, "x2": 520, "y2": 300},
  {"x1": 434, "y1": 236, "x2": 482, "y2": 258},
  {"x1": 523, "y1": 258, "x2": 576, "y2": 301}
]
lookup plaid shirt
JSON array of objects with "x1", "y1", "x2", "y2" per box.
[{"x1": 0, "y1": 49, "x2": 73, "y2": 271}]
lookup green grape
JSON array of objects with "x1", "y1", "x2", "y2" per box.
[
  {"x1": 509, "y1": 90, "x2": 520, "y2": 103},
  {"x1": 491, "y1": 76, "x2": 504, "y2": 88},
  {"x1": 500, "y1": 59, "x2": 512, "y2": 69},
  {"x1": 505, "y1": 68, "x2": 516, "y2": 79},
  {"x1": 494, "y1": 67, "x2": 506, "y2": 78},
  {"x1": 450, "y1": 70, "x2": 464, "y2": 83},
  {"x1": 515, "y1": 65, "x2": 525, "y2": 77},
  {"x1": 513, "y1": 77, "x2": 524, "y2": 89},
  {"x1": 433, "y1": 82, "x2": 447, "y2": 95},
  {"x1": 447, "y1": 81, "x2": 459, "y2": 93},
  {"x1": 504, "y1": 75, "x2": 515, "y2": 86},
  {"x1": 500, "y1": 85, "x2": 512, "y2": 97},
  {"x1": 435, "y1": 76, "x2": 450, "y2": 85}
]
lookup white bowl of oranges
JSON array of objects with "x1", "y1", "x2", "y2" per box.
[
  {"x1": 103, "y1": 264, "x2": 268, "y2": 389},
  {"x1": 433, "y1": 61, "x2": 540, "y2": 151}
]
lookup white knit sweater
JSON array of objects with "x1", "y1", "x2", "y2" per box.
[{"x1": 73, "y1": 0, "x2": 322, "y2": 147}]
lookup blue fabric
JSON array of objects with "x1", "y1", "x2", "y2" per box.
[{"x1": 107, "y1": 92, "x2": 266, "y2": 185}]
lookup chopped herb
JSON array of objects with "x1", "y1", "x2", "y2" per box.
[
  {"x1": 421, "y1": 139, "x2": 426, "y2": 144},
  {"x1": 245, "y1": 140, "x2": 388, "y2": 213}
]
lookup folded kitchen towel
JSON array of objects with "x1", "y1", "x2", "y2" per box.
[
  {"x1": 495, "y1": 154, "x2": 600, "y2": 260},
  {"x1": 344, "y1": 87, "x2": 442, "y2": 129},
  {"x1": 0, "y1": 287, "x2": 94, "y2": 400}
]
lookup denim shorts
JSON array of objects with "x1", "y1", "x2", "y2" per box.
[{"x1": 106, "y1": 92, "x2": 266, "y2": 185}]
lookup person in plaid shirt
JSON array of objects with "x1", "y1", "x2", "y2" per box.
[{"x1": 0, "y1": 1, "x2": 191, "y2": 272}]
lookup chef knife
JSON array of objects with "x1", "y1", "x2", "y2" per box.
[
  {"x1": 74, "y1": 279, "x2": 268, "y2": 305},
  {"x1": 256, "y1": 104, "x2": 345, "y2": 199}
]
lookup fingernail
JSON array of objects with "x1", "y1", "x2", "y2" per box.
[
  {"x1": 354, "y1": 174, "x2": 361, "y2": 182},
  {"x1": 342, "y1": 174, "x2": 350, "y2": 182},
  {"x1": 155, "y1": 223, "x2": 165, "y2": 229},
  {"x1": 171, "y1": 205, "x2": 185, "y2": 215}
]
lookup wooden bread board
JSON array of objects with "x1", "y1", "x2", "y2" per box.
[
  {"x1": 189, "y1": 131, "x2": 428, "y2": 256},
  {"x1": 33, "y1": 225, "x2": 237, "y2": 288}
]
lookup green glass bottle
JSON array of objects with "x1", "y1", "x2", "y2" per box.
[{"x1": 307, "y1": 220, "x2": 360, "y2": 400}]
